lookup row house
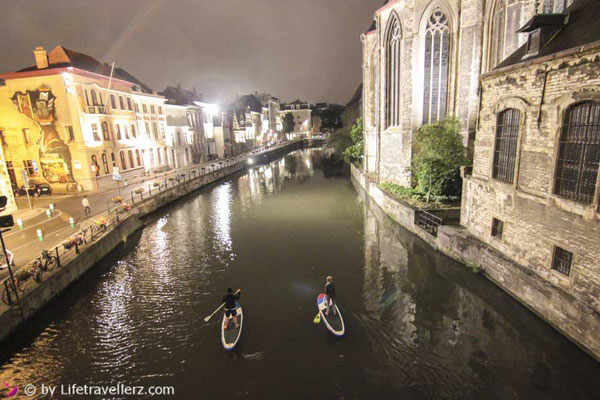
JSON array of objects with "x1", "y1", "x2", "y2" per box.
[
  {"x1": 279, "y1": 99, "x2": 312, "y2": 139},
  {"x1": 230, "y1": 94, "x2": 264, "y2": 152}
]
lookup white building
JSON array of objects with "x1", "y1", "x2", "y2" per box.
[{"x1": 280, "y1": 99, "x2": 312, "y2": 139}]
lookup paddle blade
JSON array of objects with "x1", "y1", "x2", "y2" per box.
[{"x1": 313, "y1": 312, "x2": 321, "y2": 324}]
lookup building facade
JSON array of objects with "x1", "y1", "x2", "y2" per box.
[
  {"x1": 280, "y1": 100, "x2": 312, "y2": 138},
  {"x1": 342, "y1": 83, "x2": 363, "y2": 128},
  {"x1": 360, "y1": 0, "x2": 565, "y2": 185},
  {"x1": 462, "y1": 3, "x2": 600, "y2": 356}
]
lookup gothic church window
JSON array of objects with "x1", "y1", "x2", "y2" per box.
[
  {"x1": 385, "y1": 15, "x2": 401, "y2": 128},
  {"x1": 422, "y1": 8, "x2": 450, "y2": 124},
  {"x1": 554, "y1": 101, "x2": 600, "y2": 203},
  {"x1": 487, "y1": 0, "x2": 521, "y2": 70},
  {"x1": 493, "y1": 108, "x2": 521, "y2": 183}
]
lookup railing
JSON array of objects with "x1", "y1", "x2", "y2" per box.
[{"x1": 414, "y1": 209, "x2": 443, "y2": 237}]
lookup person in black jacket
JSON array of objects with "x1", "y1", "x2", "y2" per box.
[
  {"x1": 222, "y1": 288, "x2": 241, "y2": 330},
  {"x1": 324, "y1": 276, "x2": 336, "y2": 316}
]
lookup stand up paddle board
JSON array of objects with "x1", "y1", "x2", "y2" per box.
[
  {"x1": 221, "y1": 301, "x2": 243, "y2": 350},
  {"x1": 317, "y1": 293, "x2": 345, "y2": 337}
]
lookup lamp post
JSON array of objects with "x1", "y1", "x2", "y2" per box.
[{"x1": 0, "y1": 196, "x2": 18, "y2": 303}]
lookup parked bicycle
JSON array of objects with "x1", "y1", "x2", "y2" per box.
[
  {"x1": 1, "y1": 278, "x2": 24, "y2": 305},
  {"x1": 32, "y1": 249, "x2": 58, "y2": 283}
]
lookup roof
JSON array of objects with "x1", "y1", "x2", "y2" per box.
[
  {"x1": 517, "y1": 14, "x2": 567, "y2": 32},
  {"x1": 496, "y1": 0, "x2": 600, "y2": 69},
  {"x1": 346, "y1": 83, "x2": 363, "y2": 107},
  {"x1": 289, "y1": 99, "x2": 307, "y2": 105},
  {"x1": 17, "y1": 46, "x2": 153, "y2": 93},
  {"x1": 230, "y1": 94, "x2": 263, "y2": 113},
  {"x1": 159, "y1": 85, "x2": 203, "y2": 105}
]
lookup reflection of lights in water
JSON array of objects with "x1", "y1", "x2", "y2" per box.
[
  {"x1": 213, "y1": 183, "x2": 232, "y2": 252},
  {"x1": 305, "y1": 159, "x2": 311, "y2": 169},
  {"x1": 154, "y1": 216, "x2": 169, "y2": 254},
  {"x1": 265, "y1": 167, "x2": 272, "y2": 180},
  {"x1": 280, "y1": 158, "x2": 285, "y2": 167}
]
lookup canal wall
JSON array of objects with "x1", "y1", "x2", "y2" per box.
[
  {"x1": 351, "y1": 164, "x2": 600, "y2": 362},
  {"x1": 0, "y1": 141, "x2": 302, "y2": 344}
]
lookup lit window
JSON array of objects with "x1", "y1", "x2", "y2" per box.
[{"x1": 422, "y1": 9, "x2": 450, "y2": 124}]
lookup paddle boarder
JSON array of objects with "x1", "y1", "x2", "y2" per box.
[
  {"x1": 324, "y1": 276, "x2": 336, "y2": 316},
  {"x1": 222, "y1": 288, "x2": 242, "y2": 330}
]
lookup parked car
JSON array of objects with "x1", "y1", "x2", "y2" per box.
[{"x1": 14, "y1": 183, "x2": 52, "y2": 197}]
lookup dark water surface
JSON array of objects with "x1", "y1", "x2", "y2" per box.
[{"x1": 1, "y1": 149, "x2": 599, "y2": 400}]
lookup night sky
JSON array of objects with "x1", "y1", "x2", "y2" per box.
[{"x1": 0, "y1": 0, "x2": 382, "y2": 106}]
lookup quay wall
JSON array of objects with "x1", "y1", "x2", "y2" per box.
[
  {"x1": 0, "y1": 141, "x2": 302, "y2": 344},
  {"x1": 351, "y1": 164, "x2": 600, "y2": 362}
]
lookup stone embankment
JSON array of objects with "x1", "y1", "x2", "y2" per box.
[
  {"x1": 0, "y1": 140, "x2": 302, "y2": 343},
  {"x1": 351, "y1": 164, "x2": 600, "y2": 362}
]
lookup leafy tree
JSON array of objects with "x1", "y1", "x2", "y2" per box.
[
  {"x1": 343, "y1": 118, "x2": 363, "y2": 162},
  {"x1": 325, "y1": 127, "x2": 352, "y2": 156},
  {"x1": 320, "y1": 104, "x2": 344, "y2": 132},
  {"x1": 282, "y1": 112, "x2": 294, "y2": 135},
  {"x1": 412, "y1": 117, "x2": 467, "y2": 203}
]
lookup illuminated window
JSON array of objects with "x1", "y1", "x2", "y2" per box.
[
  {"x1": 23, "y1": 160, "x2": 37, "y2": 176},
  {"x1": 422, "y1": 9, "x2": 450, "y2": 124}
]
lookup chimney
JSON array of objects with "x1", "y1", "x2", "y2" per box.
[{"x1": 34, "y1": 46, "x2": 48, "y2": 69}]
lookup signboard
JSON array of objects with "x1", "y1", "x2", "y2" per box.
[
  {"x1": 90, "y1": 165, "x2": 97, "y2": 172},
  {"x1": 112, "y1": 166, "x2": 119, "y2": 175},
  {"x1": 73, "y1": 160, "x2": 82, "y2": 170},
  {"x1": 112, "y1": 166, "x2": 121, "y2": 181}
]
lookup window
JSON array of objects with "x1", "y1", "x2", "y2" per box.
[
  {"x1": 131, "y1": 124, "x2": 137, "y2": 138},
  {"x1": 145, "y1": 122, "x2": 151, "y2": 137},
  {"x1": 135, "y1": 149, "x2": 141, "y2": 166},
  {"x1": 110, "y1": 94, "x2": 116, "y2": 109},
  {"x1": 91, "y1": 123, "x2": 100, "y2": 141},
  {"x1": 150, "y1": 149, "x2": 155, "y2": 166},
  {"x1": 111, "y1": 152, "x2": 116, "y2": 167},
  {"x1": 422, "y1": 9, "x2": 450, "y2": 124},
  {"x1": 124, "y1": 125, "x2": 130, "y2": 139},
  {"x1": 491, "y1": 218, "x2": 503, "y2": 239},
  {"x1": 84, "y1": 90, "x2": 91, "y2": 106},
  {"x1": 552, "y1": 246, "x2": 573, "y2": 276},
  {"x1": 22, "y1": 128, "x2": 31, "y2": 144},
  {"x1": 23, "y1": 160, "x2": 37, "y2": 176},
  {"x1": 128, "y1": 150, "x2": 134, "y2": 169},
  {"x1": 65, "y1": 125, "x2": 75, "y2": 141},
  {"x1": 158, "y1": 106, "x2": 163, "y2": 114},
  {"x1": 119, "y1": 96, "x2": 125, "y2": 110},
  {"x1": 555, "y1": 101, "x2": 600, "y2": 203},
  {"x1": 135, "y1": 103, "x2": 140, "y2": 113},
  {"x1": 157, "y1": 148, "x2": 162, "y2": 164},
  {"x1": 143, "y1": 104, "x2": 147, "y2": 113},
  {"x1": 102, "y1": 121, "x2": 111, "y2": 140},
  {"x1": 385, "y1": 14, "x2": 401, "y2": 127},
  {"x1": 127, "y1": 98, "x2": 132, "y2": 111},
  {"x1": 493, "y1": 109, "x2": 520, "y2": 183},
  {"x1": 152, "y1": 122, "x2": 158, "y2": 139},
  {"x1": 151, "y1": 105, "x2": 155, "y2": 114},
  {"x1": 120, "y1": 151, "x2": 127, "y2": 170},
  {"x1": 487, "y1": 0, "x2": 519, "y2": 70},
  {"x1": 91, "y1": 155, "x2": 100, "y2": 176},
  {"x1": 91, "y1": 90, "x2": 98, "y2": 105},
  {"x1": 164, "y1": 147, "x2": 169, "y2": 165},
  {"x1": 102, "y1": 153, "x2": 109, "y2": 174},
  {"x1": 115, "y1": 124, "x2": 122, "y2": 140}
]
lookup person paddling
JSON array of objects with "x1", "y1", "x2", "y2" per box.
[
  {"x1": 222, "y1": 288, "x2": 242, "y2": 330},
  {"x1": 324, "y1": 276, "x2": 336, "y2": 316}
]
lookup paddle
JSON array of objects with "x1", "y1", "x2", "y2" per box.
[
  {"x1": 204, "y1": 289, "x2": 241, "y2": 322},
  {"x1": 313, "y1": 312, "x2": 321, "y2": 324}
]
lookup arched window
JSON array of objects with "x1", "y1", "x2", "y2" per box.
[
  {"x1": 128, "y1": 150, "x2": 134, "y2": 169},
  {"x1": 102, "y1": 153, "x2": 109, "y2": 174},
  {"x1": 91, "y1": 155, "x2": 100, "y2": 177},
  {"x1": 127, "y1": 98, "x2": 132, "y2": 111},
  {"x1": 119, "y1": 96, "x2": 125, "y2": 110},
  {"x1": 90, "y1": 90, "x2": 98, "y2": 105},
  {"x1": 120, "y1": 151, "x2": 127, "y2": 170},
  {"x1": 555, "y1": 101, "x2": 600, "y2": 203},
  {"x1": 487, "y1": 0, "x2": 520, "y2": 71},
  {"x1": 111, "y1": 152, "x2": 116, "y2": 167},
  {"x1": 110, "y1": 94, "x2": 116, "y2": 109},
  {"x1": 101, "y1": 122, "x2": 110, "y2": 141},
  {"x1": 131, "y1": 124, "x2": 136, "y2": 138},
  {"x1": 492, "y1": 109, "x2": 521, "y2": 183},
  {"x1": 135, "y1": 150, "x2": 141, "y2": 166},
  {"x1": 124, "y1": 125, "x2": 130, "y2": 139},
  {"x1": 385, "y1": 15, "x2": 401, "y2": 128},
  {"x1": 422, "y1": 8, "x2": 450, "y2": 124},
  {"x1": 115, "y1": 124, "x2": 122, "y2": 140}
]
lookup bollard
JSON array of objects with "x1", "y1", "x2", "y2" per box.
[
  {"x1": 75, "y1": 239, "x2": 80, "y2": 254},
  {"x1": 55, "y1": 247, "x2": 61, "y2": 267},
  {"x1": 46, "y1": 209, "x2": 52, "y2": 218},
  {"x1": 69, "y1": 217, "x2": 75, "y2": 228},
  {"x1": 17, "y1": 218, "x2": 23, "y2": 230},
  {"x1": 37, "y1": 228, "x2": 43, "y2": 241},
  {"x1": 131, "y1": 191, "x2": 135, "y2": 204}
]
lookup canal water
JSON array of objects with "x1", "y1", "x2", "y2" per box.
[{"x1": 1, "y1": 149, "x2": 599, "y2": 399}]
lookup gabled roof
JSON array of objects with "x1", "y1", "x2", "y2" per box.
[
  {"x1": 517, "y1": 14, "x2": 567, "y2": 33},
  {"x1": 289, "y1": 99, "x2": 307, "y2": 105},
  {"x1": 231, "y1": 94, "x2": 263, "y2": 113},
  {"x1": 495, "y1": 0, "x2": 600, "y2": 70},
  {"x1": 159, "y1": 85, "x2": 203, "y2": 106},
  {"x1": 17, "y1": 46, "x2": 153, "y2": 92}
]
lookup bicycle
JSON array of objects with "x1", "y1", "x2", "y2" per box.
[
  {"x1": 32, "y1": 250, "x2": 58, "y2": 283},
  {"x1": 84, "y1": 206, "x2": 91, "y2": 217},
  {"x1": 1, "y1": 278, "x2": 24, "y2": 306}
]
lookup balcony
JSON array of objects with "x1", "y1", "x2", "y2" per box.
[{"x1": 86, "y1": 106, "x2": 107, "y2": 114}]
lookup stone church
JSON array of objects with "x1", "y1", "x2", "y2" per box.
[{"x1": 361, "y1": 0, "x2": 570, "y2": 186}]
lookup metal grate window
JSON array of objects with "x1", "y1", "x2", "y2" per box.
[
  {"x1": 555, "y1": 101, "x2": 600, "y2": 203},
  {"x1": 551, "y1": 246, "x2": 573, "y2": 276},
  {"x1": 493, "y1": 109, "x2": 521, "y2": 183},
  {"x1": 491, "y1": 218, "x2": 503, "y2": 239}
]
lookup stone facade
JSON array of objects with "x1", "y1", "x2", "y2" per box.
[{"x1": 361, "y1": 0, "x2": 537, "y2": 186}]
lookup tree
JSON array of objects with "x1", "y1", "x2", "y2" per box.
[
  {"x1": 282, "y1": 112, "x2": 294, "y2": 136},
  {"x1": 412, "y1": 117, "x2": 467, "y2": 203},
  {"x1": 325, "y1": 127, "x2": 352, "y2": 156},
  {"x1": 320, "y1": 104, "x2": 344, "y2": 132},
  {"x1": 343, "y1": 118, "x2": 363, "y2": 162}
]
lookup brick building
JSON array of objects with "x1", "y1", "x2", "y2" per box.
[{"x1": 462, "y1": 0, "x2": 600, "y2": 357}]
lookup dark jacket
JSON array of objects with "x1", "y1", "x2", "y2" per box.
[
  {"x1": 325, "y1": 282, "x2": 336, "y2": 298},
  {"x1": 222, "y1": 292, "x2": 240, "y2": 310}
]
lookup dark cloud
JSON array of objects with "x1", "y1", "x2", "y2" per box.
[{"x1": 0, "y1": 0, "x2": 381, "y2": 105}]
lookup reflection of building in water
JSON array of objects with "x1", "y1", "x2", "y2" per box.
[{"x1": 359, "y1": 188, "x2": 600, "y2": 398}]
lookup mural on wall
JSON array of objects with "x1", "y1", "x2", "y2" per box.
[{"x1": 11, "y1": 87, "x2": 75, "y2": 183}]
